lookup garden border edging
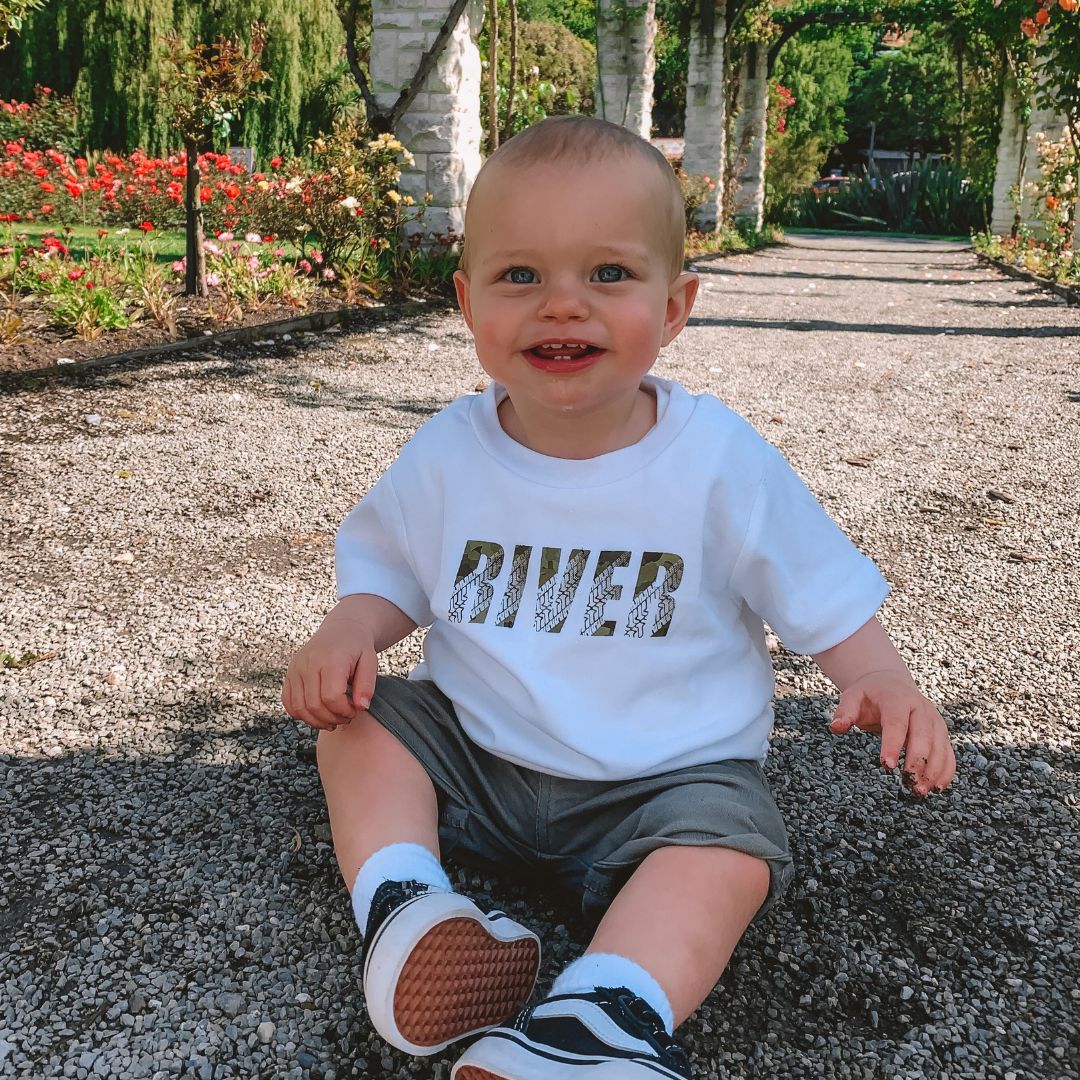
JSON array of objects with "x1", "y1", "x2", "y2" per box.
[
  {"x1": 0, "y1": 299, "x2": 443, "y2": 387},
  {"x1": 974, "y1": 251, "x2": 1080, "y2": 306}
]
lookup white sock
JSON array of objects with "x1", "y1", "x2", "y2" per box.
[
  {"x1": 549, "y1": 952, "x2": 675, "y2": 1034},
  {"x1": 350, "y1": 842, "x2": 452, "y2": 936}
]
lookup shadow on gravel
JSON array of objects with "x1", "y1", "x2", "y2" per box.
[
  {"x1": 687, "y1": 315, "x2": 1080, "y2": 338},
  {"x1": 2, "y1": 682, "x2": 1076, "y2": 1077},
  {"x1": 948, "y1": 296, "x2": 1065, "y2": 309},
  {"x1": 762, "y1": 256, "x2": 975, "y2": 268},
  {"x1": 697, "y1": 266, "x2": 983, "y2": 287}
]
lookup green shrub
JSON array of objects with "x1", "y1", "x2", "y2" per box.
[
  {"x1": 782, "y1": 160, "x2": 989, "y2": 236},
  {"x1": 518, "y1": 20, "x2": 596, "y2": 115},
  {"x1": 675, "y1": 169, "x2": 717, "y2": 229},
  {"x1": 0, "y1": 86, "x2": 80, "y2": 155}
]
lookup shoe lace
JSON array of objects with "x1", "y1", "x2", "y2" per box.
[{"x1": 600, "y1": 987, "x2": 691, "y2": 1072}]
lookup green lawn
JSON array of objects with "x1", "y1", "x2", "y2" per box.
[
  {"x1": 3, "y1": 221, "x2": 188, "y2": 261},
  {"x1": 3, "y1": 222, "x2": 310, "y2": 263}
]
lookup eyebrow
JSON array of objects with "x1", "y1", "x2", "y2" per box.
[{"x1": 485, "y1": 244, "x2": 651, "y2": 262}]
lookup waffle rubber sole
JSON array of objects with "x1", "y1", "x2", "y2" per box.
[{"x1": 364, "y1": 892, "x2": 540, "y2": 1057}]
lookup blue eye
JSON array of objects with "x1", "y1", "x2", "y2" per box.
[
  {"x1": 594, "y1": 264, "x2": 628, "y2": 283},
  {"x1": 504, "y1": 267, "x2": 536, "y2": 284}
]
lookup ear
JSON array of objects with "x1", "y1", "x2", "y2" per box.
[
  {"x1": 453, "y1": 269, "x2": 474, "y2": 331},
  {"x1": 661, "y1": 271, "x2": 699, "y2": 347}
]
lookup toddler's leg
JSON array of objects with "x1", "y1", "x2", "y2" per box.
[
  {"x1": 583, "y1": 844, "x2": 770, "y2": 1025},
  {"x1": 452, "y1": 846, "x2": 768, "y2": 1079},
  {"x1": 317, "y1": 708, "x2": 441, "y2": 886},
  {"x1": 317, "y1": 711, "x2": 540, "y2": 1058}
]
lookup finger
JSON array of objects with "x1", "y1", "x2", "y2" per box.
[
  {"x1": 924, "y1": 735, "x2": 953, "y2": 793},
  {"x1": 351, "y1": 647, "x2": 378, "y2": 711},
  {"x1": 283, "y1": 672, "x2": 326, "y2": 728},
  {"x1": 829, "y1": 687, "x2": 865, "y2": 735},
  {"x1": 923, "y1": 713, "x2": 957, "y2": 791},
  {"x1": 902, "y1": 709, "x2": 935, "y2": 792},
  {"x1": 298, "y1": 669, "x2": 338, "y2": 730},
  {"x1": 879, "y1": 702, "x2": 911, "y2": 771},
  {"x1": 320, "y1": 660, "x2": 359, "y2": 720}
]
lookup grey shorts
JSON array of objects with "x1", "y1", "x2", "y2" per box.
[{"x1": 366, "y1": 675, "x2": 794, "y2": 921}]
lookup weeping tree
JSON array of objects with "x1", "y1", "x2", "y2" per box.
[
  {"x1": 0, "y1": 1, "x2": 343, "y2": 156},
  {"x1": 162, "y1": 23, "x2": 269, "y2": 296}
]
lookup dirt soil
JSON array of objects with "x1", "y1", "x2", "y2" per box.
[{"x1": 0, "y1": 284, "x2": 450, "y2": 375}]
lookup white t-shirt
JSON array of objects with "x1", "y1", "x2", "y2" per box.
[{"x1": 336, "y1": 376, "x2": 888, "y2": 781}]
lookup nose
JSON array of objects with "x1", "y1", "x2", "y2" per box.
[{"x1": 537, "y1": 276, "x2": 588, "y2": 321}]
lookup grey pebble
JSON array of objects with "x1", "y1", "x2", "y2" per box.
[{"x1": 217, "y1": 993, "x2": 245, "y2": 1019}]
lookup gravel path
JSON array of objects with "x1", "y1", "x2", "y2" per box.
[{"x1": 1, "y1": 234, "x2": 1077, "y2": 1080}]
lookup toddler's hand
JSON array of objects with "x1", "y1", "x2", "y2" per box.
[
  {"x1": 828, "y1": 671, "x2": 956, "y2": 797},
  {"x1": 281, "y1": 616, "x2": 377, "y2": 731}
]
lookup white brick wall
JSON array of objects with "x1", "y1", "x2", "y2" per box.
[{"x1": 371, "y1": 0, "x2": 484, "y2": 238}]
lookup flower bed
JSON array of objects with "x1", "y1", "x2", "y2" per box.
[
  {"x1": 0, "y1": 117, "x2": 460, "y2": 372},
  {"x1": 972, "y1": 229, "x2": 1080, "y2": 292}
]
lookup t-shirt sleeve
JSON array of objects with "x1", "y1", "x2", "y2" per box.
[
  {"x1": 728, "y1": 445, "x2": 889, "y2": 655},
  {"x1": 334, "y1": 469, "x2": 435, "y2": 627}
]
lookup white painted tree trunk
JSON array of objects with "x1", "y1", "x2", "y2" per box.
[
  {"x1": 370, "y1": 0, "x2": 485, "y2": 238},
  {"x1": 682, "y1": 5, "x2": 727, "y2": 231},
  {"x1": 731, "y1": 43, "x2": 768, "y2": 233},
  {"x1": 594, "y1": 0, "x2": 656, "y2": 138},
  {"x1": 990, "y1": 71, "x2": 1070, "y2": 238}
]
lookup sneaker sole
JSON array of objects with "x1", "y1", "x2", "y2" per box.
[{"x1": 365, "y1": 894, "x2": 540, "y2": 1056}]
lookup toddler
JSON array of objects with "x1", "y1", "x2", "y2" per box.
[{"x1": 282, "y1": 115, "x2": 955, "y2": 1079}]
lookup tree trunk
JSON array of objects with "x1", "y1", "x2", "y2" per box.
[
  {"x1": 184, "y1": 138, "x2": 208, "y2": 298},
  {"x1": 502, "y1": 0, "x2": 518, "y2": 141},
  {"x1": 486, "y1": 0, "x2": 499, "y2": 151},
  {"x1": 955, "y1": 42, "x2": 965, "y2": 168}
]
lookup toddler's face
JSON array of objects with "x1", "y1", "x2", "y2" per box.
[{"x1": 454, "y1": 155, "x2": 697, "y2": 445}]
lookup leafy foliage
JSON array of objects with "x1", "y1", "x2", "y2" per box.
[
  {"x1": 0, "y1": 85, "x2": 79, "y2": 153},
  {"x1": 0, "y1": 2, "x2": 348, "y2": 157},
  {"x1": 519, "y1": 0, "x2": 595, "y2": 41},
  {"x1": 246, "y1": 123, "x2": 422, "y2": 272},
  {"x1": 162, "y1": 24, "x2": 270, "y2": 148},
  {"x1": 783, "y1": 158, "x2": 988, "y2": 234},
  {"x1": 518, "y1": 20, "x2": 596, "y2": 114},
  {"x1": 0, "y1": 0, "x2": 42, "y2": 48}
]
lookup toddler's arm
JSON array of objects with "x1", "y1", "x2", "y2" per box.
[
  {"x1": 282, "y1": 593, "x2": 417, "y2": 731},
  {"x1": 811, "y1": 617, "x2": 956, "y2": 797}
]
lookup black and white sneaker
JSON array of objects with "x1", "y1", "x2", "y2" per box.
[
  {"x1": 450, "y1": 986, "x2": 691, "y2": 1078},
  {"x1": 361, "y1": 879, "x2": 541, "y2": 1057}
]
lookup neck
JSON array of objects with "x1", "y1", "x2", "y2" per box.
[{"x1": 498, "y1": 386, "x2": 657, "y2": 459}]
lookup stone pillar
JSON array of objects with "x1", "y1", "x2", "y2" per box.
[
  {"x1": 370, "y1": 0, "x2": 485, "y2": 238},
  {"x1": 682, "y1": 4, "x2": 727, "y2": 231},
  {"x1": 990, "y1": 72, "x2": 1069, "y2": 236},
  {"x1": 594, "y1": 0, "x2": 656, "y2": 138},
  {"x1": 731, "y1": 43, "x2": 768, "y2": 232}
]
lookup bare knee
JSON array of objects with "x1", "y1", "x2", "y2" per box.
[{"x1": 643, "y1": 845, "x2": 771, "y2": 906}]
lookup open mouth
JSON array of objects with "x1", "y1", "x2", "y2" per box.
[{"x1": 525, "y1": 341, "x2": 603, "y2": 362}]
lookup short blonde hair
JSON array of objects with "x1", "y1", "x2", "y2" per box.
[{"x1": 459, "y1": 116, "x2": 686, "y2": 280}]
